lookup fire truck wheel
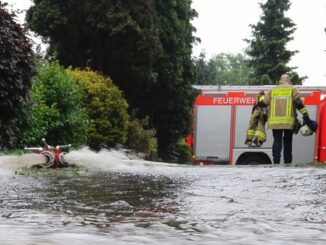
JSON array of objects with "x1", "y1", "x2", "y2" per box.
[{"x1": 240, "y1": 155, "x2": 270, "y2": 165}]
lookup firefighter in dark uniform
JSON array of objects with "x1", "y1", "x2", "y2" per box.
[{"x1": 259, "y1": 74, "x2": 311, "y2": 164}]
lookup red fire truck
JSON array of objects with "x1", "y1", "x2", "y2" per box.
[{"x1": 187, "y1": 85, "x2": 326, "y2": 165}]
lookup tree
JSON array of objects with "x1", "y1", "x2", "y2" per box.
[
  {"x1": 151, "y1": 0, "x2": 198, "y2": 159},
  {"x1": 26, "y1": 0, "x2": 198, "y2": 160},
  {"x1": 26, "y1": 0, "x2": 157, "y2": 115},
  {"x1": 209, "y1": 53, "x2": 253, "y2": 85},
  {"x1": 193, "y1": 51, "x2": 214, "y2": 85},
  {"x1": 193, "y1": 52, "x2": 253, "y2": 85},
  {"x1": 0, "y1": 2, "x2": 36, "y2": 149},
  {"x1": 245, "y1": 0, "x2": 303, "y2": 85}
]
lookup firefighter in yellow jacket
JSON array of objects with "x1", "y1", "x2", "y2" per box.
[
  {"x1": 245, "y1": 91, "x2": 267, "y2": 147},
  {"x1": 259, "y1": 74, "x2": 311, "y2": 164}
]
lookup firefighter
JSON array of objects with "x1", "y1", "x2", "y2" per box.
[
  {"x1": 259, "y1": 74, "x2": 312, "y2": 164},
  {"x1": 245, "y1": 90, "x2": 267, "y2": 147}
]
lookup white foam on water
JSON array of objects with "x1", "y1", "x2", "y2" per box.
[
  {"x1": 64, "y1": 147, "x2": 179, "y2": 171},
  {"x1": 64, "y1": 147, "x2": 128, "y2": 170},
  {"x1": 0, "y1": 153, "x2": 47, "y2": 171},
  {"x1": 0, "y1": 147, "x2": 180, "y2": 173}
]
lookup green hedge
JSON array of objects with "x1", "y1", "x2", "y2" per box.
[
  {"x1": 70, "y1": 69, "x2": 129, "y2": 150},
  {"x1": 19, "y1": 61, "x2": 88, "y2": 147}
]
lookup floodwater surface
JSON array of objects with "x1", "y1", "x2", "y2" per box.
[{"x1": 0, "y1": 148, "x2": 326, "y2": 244}]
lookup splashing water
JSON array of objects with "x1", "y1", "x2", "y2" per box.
[
  {"x1": 0, "y1": 147, "x2": 178, "y2": 173},
  {"x1": 0, "y1": 153, "x2": 46, "y2": 171},
  {"x1": 63, "y1": 147, "x2": 131, "y2": 170},
  {"x1": 64, "y1": 147, "x2": 179, "y2": 171}
]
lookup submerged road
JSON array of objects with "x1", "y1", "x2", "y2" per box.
[{"x1": 0, "y1": 153, "x2": 326, "y2": 244}]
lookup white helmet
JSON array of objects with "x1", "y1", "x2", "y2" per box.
[{"x1": 300, "y1": 124, "x2": 313, "y2": 136}]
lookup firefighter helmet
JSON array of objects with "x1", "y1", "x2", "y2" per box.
[{"x1": 300, "y1": 124, "x2": 313, "y2": 136}]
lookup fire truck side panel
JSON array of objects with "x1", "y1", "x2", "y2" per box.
[{"x1": 194, "y1": 105, "x2": 231, "y2": 162}]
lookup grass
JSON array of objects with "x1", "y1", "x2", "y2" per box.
[{"x1": 15, "y1": 165, "x2": 88, "y2": 176}]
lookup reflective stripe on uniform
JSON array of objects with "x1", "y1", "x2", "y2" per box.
[
  {"x1": 299, "y1": 107, "x2": 308, "y2": 114},
  {"x1": 268, "y1": 117, "x2": 295, "y2": 125},
  {"x1": 271, "y1": 88, "x2": 292, "y2": 97},
  {"x1": 247, "y1": 129, "x2": 255, "y2": 136},
  {"x1": 254, "y1": 130, "x2": 266, "y2": 139},
  {"x1": 286, "y1": 97, "x2": 292, "y2": 117}
]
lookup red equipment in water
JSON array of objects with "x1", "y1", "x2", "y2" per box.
[{"x1": 24, "y1": 138, "x2": 71, "y2": 168}]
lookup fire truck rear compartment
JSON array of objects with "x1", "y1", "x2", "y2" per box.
[{"x1": 192, "y1": 86, "x2": 320, "y2": 165}]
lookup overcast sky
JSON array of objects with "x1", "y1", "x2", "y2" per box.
[
  {"x1": 4, "y1": 0, "x2": 326, "y2": 86},
  {"x1": 191, "y1": 0, "x2": 326, "y2": 86}
]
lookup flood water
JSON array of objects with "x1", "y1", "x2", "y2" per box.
[{"x1": 0, "y1": 148, "x2": 326, "y2": 244}]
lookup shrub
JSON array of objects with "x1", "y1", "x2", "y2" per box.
[
  {"x1": 70, "y1": 69, "x2": 129, "y2": 150},
  {"x1": 18, "y1": 61, "x2": 88, "y2": 147},
  {"x1": 170, "y1": 139, "x2": 193, "y2": 164},
  {"x1": 127, "y1": 116, "x2": 157, "y2": 159}
]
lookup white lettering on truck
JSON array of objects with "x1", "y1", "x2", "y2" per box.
[{"x1": 212, "y1": 97, "x2": 255, "y2": 105}]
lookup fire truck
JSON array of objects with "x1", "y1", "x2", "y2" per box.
[{"x1": 187, "y1": 85, "x2": 326, "y2": 165}]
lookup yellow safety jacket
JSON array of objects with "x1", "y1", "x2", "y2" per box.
[{"x1": 263, "y1": 79, "x2": 307, "y2": 130}]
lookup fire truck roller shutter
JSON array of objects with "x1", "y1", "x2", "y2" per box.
[
  {"x1": 292, "y1": 105, "x2": 317, "y2": 164},
  {"x1": 194, "y1": 105, "x2": 231, "y2": 162}
]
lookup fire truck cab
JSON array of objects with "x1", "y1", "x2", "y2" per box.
[{"x1": 188, "y1": 85, "x2": 326, "y2": 165}]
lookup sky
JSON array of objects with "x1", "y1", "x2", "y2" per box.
[
  {"x1": 191, "y1": 0, "x2": 326, "y2": 86},
  {"x1": 3, "y1": 0, "x2": 326, "y2": 86}
]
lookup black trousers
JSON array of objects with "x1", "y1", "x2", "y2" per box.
[{"x1": 272, "y1": 129, "x2": 294, "y2": 164}]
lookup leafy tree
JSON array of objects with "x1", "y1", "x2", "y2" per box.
[
  {"x1": 26, "y1": 0, "x2": 198, "y2": 161},
  {"x1": 209, "y1": 53, "x2": 253, "y2": 85},
  {"x1": 0, "y1": 2, "x2": 36, "y2": 149},
  {"x1": 193, "y1": 52, "x2": 253, "y2": 85},
  {"x1": 19, "y1": 61, "x2": 88, "y2": 147},
  {"x1": 245, "y1": 0, "x2": 304, "y2": 85},
  {"x1": 151, "y1": 0, "x2": 198, "y2": 160},
  {"x1": 193, "y1": 51, "x2": 214, "y2": 85},
  {"x1": 26, "y1": 0, "x2": 156, "y2": 115},
  {"x1": 70, "y1": 69, "x2": 129, "y2": 150}
]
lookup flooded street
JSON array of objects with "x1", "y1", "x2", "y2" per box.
[{"x1": 1, "y1": 149, "x2": 326, "y2": 244}]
